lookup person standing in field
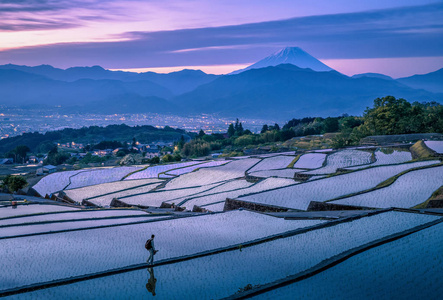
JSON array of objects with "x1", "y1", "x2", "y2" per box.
[{"x1": 145, "y1": 234, "x2": 158, "y2": 264}]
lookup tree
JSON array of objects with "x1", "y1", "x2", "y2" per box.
[
  {"x1": 236, "y1": 122, "x2": 244, "y2": 136},
  {"x1": 283, "y1": 119, "x2": 301, "y2": 130},
  {"x1": 234, "y1": 135, "x2": 257, "y2": 146},
  {"x1": 48, "y1": 145, "x2": 58, "y2": 156},
  {"x1": 45, "y1": 146, "x2": 70, "y2": 165},
  {"x1": 177, "y1": 135, "x2": 185, "y2": 150},
  {"x1": 322, "y1": 117, "x2": 339, "y2": 133},
  {"x1": 339, "y1": 117, "x2": 363, "y2": 130},
  {"x1": 66, "y1": 156, "x2": 78, "y2": 164},
  {"x1": 3, "y1": 175, "x2": 27, "y2": 193},
  {"x1": 14, "y1": 145, "x2": 30, "y2": 163},
  {"x1": 116, "y1": 149, "x2": 128, "y2": 157},
  {"x1": 280, "y1": 129, "x2": 296, "y2": 141},
  {"x1": 260, "y1": 130, "x2": 279, "y2": 143},
  {"x1": 80, "y1": 153, "x2": 107, "y2": 164},
  {"x1": 331, "y1": 128, "x2": 356, "y2": 148},
  {"x1": 234, "y1": 119, "x2": 240, "y2": 132},
  {"x1": 198, "y1": 129, "x2": 206, "y2": 138},
  {"x1": 362, "y1": 96, "x2": 412, "y2": 135},
  {"x1": 227, "y1": 123, "x2": 235, "y2": 137},
  {"x1": 148, "y1": 156, "x2": 160, "y2": 164},
  {"x1": 36, "y1": 141, "x2": 56, "y2": 153},
  {"x1": 261, "y1": 124, "x2": 269, "y2": 133},
  {"x1": 162, "y1": 154, "x2": 174, "y2": 162},
  {"x1": 181, "y1": 140, "x2": 211, "y2": 157},
  {"x1": 413, "y1": 102, "x2": 443, "y2": 133},
  {"x1": 84, "y1": 144, "x2": 93, "y2": 152},
  {"x1": 93, "y1": 140, "x2": 123, "y2": 150}
]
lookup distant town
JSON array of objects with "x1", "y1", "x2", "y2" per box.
[{"x1": 0, "y1": 106, "x2": 279, "y2": 140}]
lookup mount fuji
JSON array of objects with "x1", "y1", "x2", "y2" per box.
[{"x1": 230, "y1": 47, "x2": 333, "y2": 74}]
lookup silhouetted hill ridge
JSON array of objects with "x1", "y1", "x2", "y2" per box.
[
  {"x1": 173, "y1": 64, "x2": 442, "y2": 119},
  {"x1": 397, "y1": 68, "x2": 443, "y2": 93},
  {"x1": 0, "y1": 64, "x2": 219, "y2": 95}
]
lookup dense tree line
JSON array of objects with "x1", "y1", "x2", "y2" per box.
[
  {"x1": 178, "y1": 115, "x2": 363, "y2": 157},
  {"x1": 91, "y1": 140, "x2": 124, "y2": 150},
  {"x1": 0, "y1": 124, "x2": 191, "y2": 155},
  {"x1": 332, "y1": 96, "x2": 443, "y2": 147},
  {"x1": 357, "y1": 96, "x2": 442, "y2": 135},
  {"x1": 1, "y1": 175, "x2": 27, "y2": 193},
  {"x1": 44, "y1": 146, "x2": 71, "y2": 165},
  {"x1": 4, "y1": 145, "x2": 31, "y2": 163}
]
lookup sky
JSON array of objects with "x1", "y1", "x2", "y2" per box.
[{"x1": 0, "y1": 0, "x2": 442, "y2": 77}]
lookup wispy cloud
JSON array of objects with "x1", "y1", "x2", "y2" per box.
[
  {"x1": 0, "y1": 0, "x2": 65, "y2": 12},
  {"x1": 0, "y1": 3, "x2": 442, "y2": 69},
  {"x1": 0, "y1": 0, "x2": 118, "y2": 31},
  {"x1": 0, "y1": 17, "x2": 79, "y2": 31}
]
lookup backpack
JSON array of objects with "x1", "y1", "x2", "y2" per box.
[{"x1": 145, "y1": 239, "x2": 152, "y2": 250}]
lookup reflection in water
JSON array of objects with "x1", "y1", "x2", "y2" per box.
[{"x1": 146, "y1": 267, "x2": 157, "y2": 296}]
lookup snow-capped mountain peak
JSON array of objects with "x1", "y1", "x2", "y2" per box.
[{"x1": 230, "y1": 47, "x2": 333, "y2": 74}]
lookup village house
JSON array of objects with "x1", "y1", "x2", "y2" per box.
[
  {"x1": 145, "y1": 148, "x2": 161, "y2": 159},
  {"x1": 93, "y1": 149, "x2": 112, "y2": 157},
  {"x1": 36, "y1": 165, "x2": 57, "y2": 175},
  {"x1": 0, "y1": 158, "x2": 14, "y2": 165}
]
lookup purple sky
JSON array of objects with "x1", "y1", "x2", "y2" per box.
[{"x1": 1, "y1": 0, "x2": 442, "y2": 77}]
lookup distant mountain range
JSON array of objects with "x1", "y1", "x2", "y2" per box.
[
  {"x1": 173, "y1": 64, "x2": 440, "y2": 118},
  {"x1": 0, "y1": 47, "x2": 442, "y2": 118},
  {"x1": 397, "y1": 68, "x2": 443, "y2": 94},
  {"x1": 351, "y1": 73, "x2": 394, "y2": 81},
  {"x1": 0, "y1": 64, "x2": 218, "y2": 95}
]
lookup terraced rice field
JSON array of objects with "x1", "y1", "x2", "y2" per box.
[
  {"x1": 66, "y1": 167, "x2": 143, "y2": 189},
  {"x1": 0, "y1": 210, "x2": 323, "y2": 292},
  {"x1": 33, "y1": 170, "x2": 84, "y2": 196},
  {"x1": 3, "y1": 210, "x2": 439, "y2": 299},
  {"x1": 254, "y1": 151, "x2": 296, "y2": 158},
  {"x1": 0, "y1": 204, "x2": 79, "y2": 218},
  {"x1": 179, "y1": 178, "x2": 296, "y2": 210},
  {"x1": 346, "y1": 149, "x2": 412, "y2": 170},
  {"x1": 175, "y1": 179, "x2": 253, "y2": 201},
  {"x1": 33, "y1": 167, "x2": 147, "y2": 196},
  {"x1": 124, "y1": 161, "x2": 201, "y2": 180},
  {"x1": 0, "y1": 209, "x2": 149, "y2": 226},
  {"x1": 250, "y1": 169, "x2": 301, "y2": 178},
  {"x1": 248, "y1": 155, "x2": 296, "y2": 173},
  {"x1": 331, "y1": 165, "x2": 443, "y2": 208},
  {"x1": 236, "y1": 161, "x2": 440, "y2": 210},
  {"x1": 64, "y1": 179, "x2": 163, "y2": 203},
  {"x1": 0, "y1": 215, "x2": 170, "y2": 238},
  {"x1": 292, "y1": 153, "x2": 326, "y2": 169},
  {"x1": 83, "y1": 182, "x2": 165, "y2": 207},
  {"x1": 424, "y1": 140, "x2": 443, "y2": 153},
  {"x1": 165, "y1": 160, "x2": 228, "y2": 176},
  {"x1": 6, "y1": 147, "x2": 442, "y2": 299},
  {"x1": 254, "y1": 219, "x2": 443, "y2": 299},
  {"x1": 303, "y1": 150, "x2": 372, "y2": 174},
  {"x1": 118, "y1": 183, "x2": 223, "y2": 207},
  {"x1": 160, "y1": 158, "x2": 260, "y2": 190},
  {"x1": 200, "y1": 202, "x2": 226, "y2": 211}
]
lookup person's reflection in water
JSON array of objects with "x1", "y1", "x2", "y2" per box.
[{"x1": 146, "y1": 267, "x2": 157, "y2": 296}]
